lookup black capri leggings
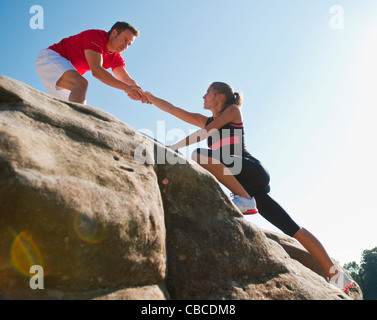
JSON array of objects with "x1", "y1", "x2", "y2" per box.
[{"x1": 195, "y1": 148, "x2": 301, "y2": 237}]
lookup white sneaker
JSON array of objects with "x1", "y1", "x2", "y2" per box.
[
  {"x1": 328, "y1": 271, "x2": 355, "y2": 292},
  {"x1": 232, "y1": 195, "x2": 258, "y2": 215}
]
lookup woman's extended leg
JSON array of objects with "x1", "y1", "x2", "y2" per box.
[
  {"x1": 254, "y1": 193, "x2": 336, "y2": 278},
  {"x1": 193, "y1": 150, "x2": 353, "y2": 290},
  {"x1": 293, "y1": 228, "x2": 336, "y2": 278},
  {"x1": 293, "y1": 228, "x2": 355, "y2": 291}
]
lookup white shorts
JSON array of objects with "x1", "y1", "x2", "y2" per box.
[{"x1": 35, "y1": 49, "x2": 76, "y2": 101}]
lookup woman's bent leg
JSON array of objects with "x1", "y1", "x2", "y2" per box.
[{"x1": 192, "y1": 150, "x2": 251, "y2": 199}]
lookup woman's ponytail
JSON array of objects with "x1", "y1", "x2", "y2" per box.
[
  {"x1": 233, "y1": 92, "x2": 243, "y2": 107},
  {"x1": 210, "y1": 82, "x2": 243, "y2": 111}
]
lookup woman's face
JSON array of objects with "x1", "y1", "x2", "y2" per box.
[{"x1": 203, "y1": 87, "x2": 218, "y2": 110}]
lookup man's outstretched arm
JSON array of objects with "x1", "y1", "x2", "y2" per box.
[
  {"x1": 84, "y1": 49, "x2": 142, "y2": 100},
  {"x1": 113, "y1": 66, "x2": 150, "y2": 103}
]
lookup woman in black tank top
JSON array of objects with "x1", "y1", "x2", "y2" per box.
[{"x1": 138, "y1": 82, "x2": 354, "y2": 291}]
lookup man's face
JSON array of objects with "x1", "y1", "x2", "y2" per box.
[{"x1": 108, "y1": 29, "x2": 136, "y2": 54}]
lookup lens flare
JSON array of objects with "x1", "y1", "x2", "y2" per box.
[
  {"x1": 10, "y1": 230, "x2": 44, "y2": 277},
  {"x1": 72, "y1": 212, "x2": 107, "y2": 244}
]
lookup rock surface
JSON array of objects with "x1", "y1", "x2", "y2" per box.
[{"x1": 0, "y1": 76, "x2": 363, "y2": 300}]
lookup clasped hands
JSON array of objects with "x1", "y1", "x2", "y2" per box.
[
  {"x1": 125, "y1": 85, "x2": 152, "y2": 104},
  {"x1": 124, "y1": 87, "x2": 178, "y2": 151}
]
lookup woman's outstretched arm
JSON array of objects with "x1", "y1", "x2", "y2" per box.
[
  {"x1": 141, "y1": 91, "x2": 208, "y2": 128},
  {"x1": 170, "y1": 128, "x2": 209, "y2": 150},
  {"x1": 170, "y1": 105, "x2": 242, "y2": 150}
]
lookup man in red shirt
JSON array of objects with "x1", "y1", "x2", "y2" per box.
[{"x1": 36, "y1": 21, "x2": 148, "y2": 104}]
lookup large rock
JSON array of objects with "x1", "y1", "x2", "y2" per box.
[
  {"x1": 0, "y1": 76, "x2": 363, "y2": 300},
  {"x1": 156, "y1": 152, "x2": 362, "y2": 300},
  {"x1": 263, "y1": 230, "x2": 363, "y2": 300},
  {"x1": 0, "y1": 75, "x2": 167, "y2": 299}
]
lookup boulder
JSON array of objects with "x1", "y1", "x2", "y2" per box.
[
  {"x1": 263, "y1": 230, "x2": 363, "y2": 301},
  {"x1": 156, "y1": 151, "x2": 362, "y2": 300},
  {"x1": 0, "y1": 76, "x2": 363, "y2": 300},
  {"x1": 0, "y1": 75, "x2": 167, "y2": 299}
]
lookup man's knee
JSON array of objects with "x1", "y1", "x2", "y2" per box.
[
  {"x1": 73, "y1": 76, "x2": 88, "y2": 91},
  {"x1": 57, "y1": 70, "x2": 88, "y2": 92}
]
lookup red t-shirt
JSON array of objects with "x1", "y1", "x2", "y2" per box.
[{"x1": 49, "y1": 29, "x2": 126, "y2": 75}]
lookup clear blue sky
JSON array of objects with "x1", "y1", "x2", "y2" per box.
[{"x1": 1, "y1": 0, "x2": 377, "y2": 265}]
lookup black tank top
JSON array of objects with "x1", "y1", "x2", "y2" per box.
[{"x1": 206, "y1": 116, "x2": 250, "y2": 157}]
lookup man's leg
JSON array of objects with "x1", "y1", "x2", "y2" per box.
[{"x1": 56, "y1": 70, "x2": 88, "y2": 104}]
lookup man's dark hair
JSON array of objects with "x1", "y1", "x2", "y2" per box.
[{"x1": 108, "y1": 21, "x2": 140, "y2": 37}]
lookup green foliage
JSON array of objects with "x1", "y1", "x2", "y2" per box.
[{"x1": 344, "y1": 247, "x2": 377, "y2": 300}]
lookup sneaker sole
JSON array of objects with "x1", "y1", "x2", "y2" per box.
[
  {"x1": 343, "y1": 281, "x2": 355, "y2": 292},
  {"x1": 243, "y1": 209, "x2": 258, "y2": 215}
]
